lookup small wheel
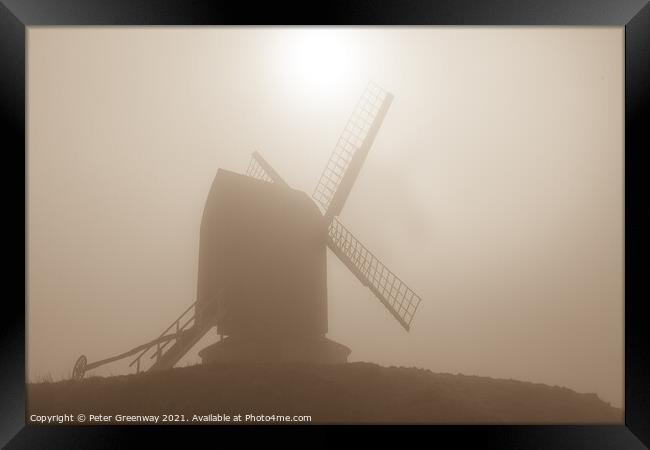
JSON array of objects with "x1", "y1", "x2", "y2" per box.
[{"x1": 72, "y1": 355, "x2": 87, "y2": 380}]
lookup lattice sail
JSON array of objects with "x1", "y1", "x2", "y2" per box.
[
  {"x1": 245, "y1": 151, "x2": 289, "y2": 186},
  {"x1": 246, "y1": 153, "x2": 274, "y2": 183},
  {"x1": 313, "y1": 82, "x2": 393, "y2": 218},
  {"x1": 327, "y1": 218, "x2": 422, "y2": 330}
]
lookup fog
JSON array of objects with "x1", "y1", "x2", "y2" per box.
[{"x1": 27, "y1": 27, "x2": 623, "y2": 407}]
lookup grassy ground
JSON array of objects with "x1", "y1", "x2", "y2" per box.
[{"x1": 27, "y1": 362, "x2": 622, "y2": 424}]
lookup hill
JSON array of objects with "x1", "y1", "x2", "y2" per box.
[{"x1": 27, "y1": 362, "x2": 622, "y2": 424}]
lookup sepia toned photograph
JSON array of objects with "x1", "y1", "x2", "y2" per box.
[{"x1": 26, "y1": 26, "x2": 624, "y2": 425}]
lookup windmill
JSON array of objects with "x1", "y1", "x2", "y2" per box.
[{"x1": 72, "y1": 82, "x2": 423, "y2": 380}]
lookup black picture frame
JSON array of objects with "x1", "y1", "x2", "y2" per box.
[{"x1": 2, "y1": 1, "x2": 648, "y2": 448}]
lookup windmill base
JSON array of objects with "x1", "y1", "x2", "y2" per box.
[{"x1": 198, "y1": 335, "x2": 351, "y2": 365}]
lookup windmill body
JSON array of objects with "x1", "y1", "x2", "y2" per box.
[{"x1": 195, "y1": 169, "x2": 350, "y2": 363}]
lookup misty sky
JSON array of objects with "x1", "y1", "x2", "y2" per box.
[{"x1": 27, "y1": 27, "x2": 623, "y2": 407}]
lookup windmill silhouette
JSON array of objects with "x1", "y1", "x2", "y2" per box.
[{"x1": 72, "y1": 82, "x2": 423, "y2": 380}]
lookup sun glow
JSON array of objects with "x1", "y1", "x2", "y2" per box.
[{"x1": 278, "y1": 30, "x2": 360, "y2": 99}]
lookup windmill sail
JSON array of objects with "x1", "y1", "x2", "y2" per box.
[
  {"x1": 245, "y1": 151, "x2": 288, "y2": 186},
  {"x1": 313, "y1": 82, "x2": 393, "y2": 219},
  {"x1": 328, "y1": 218, "x2": 422, "y2": 330}
]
